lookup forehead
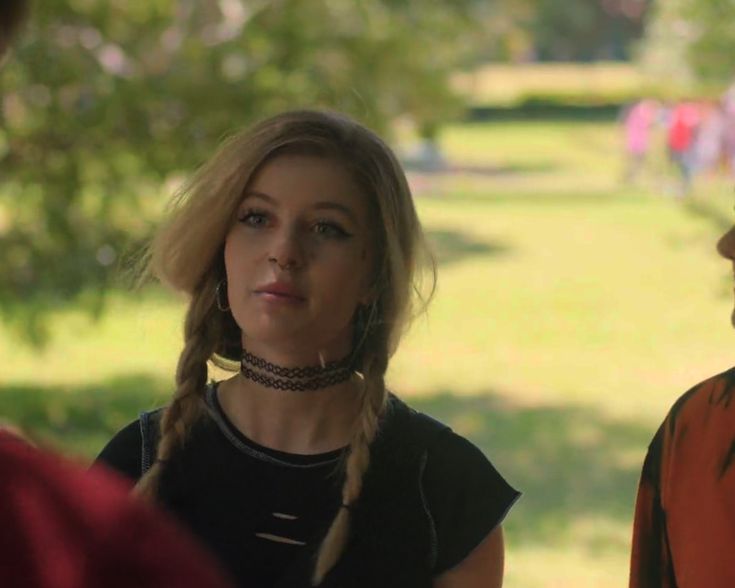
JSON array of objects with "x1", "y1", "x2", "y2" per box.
[{"x1": 245, "y1": 154, "x2": 368, "y2": 213}]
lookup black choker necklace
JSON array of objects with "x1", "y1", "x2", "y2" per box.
[{"x1": 240, "y1": 348, "x2": 353, "y2": 391}]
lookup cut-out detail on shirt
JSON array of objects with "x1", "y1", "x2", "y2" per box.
[
  {"x1": 255, "y1": 532, "x2": 307, "y2": 546},
  {"x1": 272, "y1": 512, "x2": 298, "y2": 520}
]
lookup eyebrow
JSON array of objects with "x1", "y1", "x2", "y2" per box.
[{"x1": 242, "y1": 190, "x2": 359, "y2": 224}]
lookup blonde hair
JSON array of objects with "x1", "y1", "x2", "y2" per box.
[{"x1": 136, "y1": 110, "x2": 435, "y2": 584}]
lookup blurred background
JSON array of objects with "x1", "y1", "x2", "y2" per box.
[{"x1": 2, "y1": 1, "x2": 735, "y2": 586}]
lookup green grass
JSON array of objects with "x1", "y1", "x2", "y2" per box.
[{"x1": 2, "y1": 119, "x2": 735, "y2": 587}]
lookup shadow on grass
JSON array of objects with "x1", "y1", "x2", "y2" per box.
[
  {"x1": 411, "y1": 391, "x2": 652, "y2": 551},
  {"x1": 426, "y1": 228, "x2": 511, "y2": 266},
  {"x1": 682, "y1": 197, "x2": 732, "y2": 233},
  {"x1": 0, "y1": 373, "x2": 172, "y2": 459}
]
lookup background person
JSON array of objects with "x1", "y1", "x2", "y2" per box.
[
  {"x1": 0, "y1": 431, "x2": 234, "y2": 587},
  {"x1": 96, "y1": 109, "x2": 520, "y2": 588},
  {"x1": 622, "y1": 98, "x2": 658, "y2": 184},
  {"x1": 666, "y1": 101, "x2": 700, "y2": 197}
]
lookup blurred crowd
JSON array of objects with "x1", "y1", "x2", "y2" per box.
[{"x1": 622, "y1": 87, "x2": 735, "y2": 196}]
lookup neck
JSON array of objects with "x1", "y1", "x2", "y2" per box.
[
  {"x1": 217, "y1": 372, "x2": 361, "y2": 455},
  {"x1": 242, "y1": 337, "x2": 353, "y2": 368}
]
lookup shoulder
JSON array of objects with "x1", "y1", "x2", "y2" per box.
[
  {"x1": 95, "y1": 416, "x2": 146, "y2": 482},
  {"x1": 644, "y1": 367, "x2": 735, "y2": 489},
  {"x1": 0, "y1": 430, "x2": 134, "y2": 510},
  {"x1": 374, "y1": 394, "x2": 449, "y2": 457},
  {"x1": 399, "y1": 404, "x2": 519, "y2": 576},
  {"x1": 382, "y1": 395, "x2": 517, "y2": 494},
  {"x1": 422, "y1": 429, "x2": 519, "y2": 519},
  {"x1": 0, "y1": 433, "x2": 231, "y2": 587},
  {"x1": 425, "y1": 431, "x2": 519, "y2": 575},
  {"x1": 664, "y1": 366, "x2": 735, "y2": 432},
  {"x1": 425, "y1": 429, "x2": 493, "y2": 475}
]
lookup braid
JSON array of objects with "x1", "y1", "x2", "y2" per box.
[
  {"x1": 135, "y1": 277, "x2": 221, "y2": 498},
  {"x1": 312, "y1": 336, "x2": 389, "y2": 584}
]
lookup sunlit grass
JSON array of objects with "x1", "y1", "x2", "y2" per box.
[
  {"x1": 453, "y1": 62, "x2": 649, "y2": 107},
  {"x1": 396, "y1": 190, "x2": 734, "y2": 419}
]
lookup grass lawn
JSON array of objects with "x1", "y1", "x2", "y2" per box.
[{"x1": 2, "y1": 118, "x2": 734, "y2": 587}]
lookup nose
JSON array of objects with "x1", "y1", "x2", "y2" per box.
[
  {"x1": 717, "y1": 225, "x2": 735, "y2": 260},
  {"x1": 268, "y1": 226, "x2": 305, "y2": 270}
]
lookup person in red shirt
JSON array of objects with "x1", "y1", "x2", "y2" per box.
[
  {"x1": 0, "y1": 431, "x2": 234, "y2": 587},
  {"x1": 666, "y1": 101, "x2": 700, "y2": 197},
  {"x1": 629, "y1": 226, "x2": 735, "y2": 586}
]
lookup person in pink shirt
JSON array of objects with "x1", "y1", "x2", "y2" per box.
[{"x1": 623, "y1": 99, "x2": 658, "y2": 183}]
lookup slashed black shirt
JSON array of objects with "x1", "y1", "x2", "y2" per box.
[{"x1": 96, "y1": 385, "x2": 519, "y2": 587}]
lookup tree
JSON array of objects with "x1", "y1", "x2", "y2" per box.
[
  {"x1": 640, "y1": 0, "x2": 735, "y2": 85},
  {"x1": 0, "y1": 0, "x2": 479, "y2": 343},
  {"x1": 469, "y1": 0, "x2": 651, "y2": 63}
]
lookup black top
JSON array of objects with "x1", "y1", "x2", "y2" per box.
[{"x1": 96, "y1": 385, "x2": 519, "y2": 587}]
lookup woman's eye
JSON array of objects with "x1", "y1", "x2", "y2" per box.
[
  {"x1": 239, "y1": 211, "x2": 268, "y2": 227},
  {"x1": 313, "y1": 222, "x2": 350, "y2": 239}
]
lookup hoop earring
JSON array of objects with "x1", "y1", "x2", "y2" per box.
[{"x1": 215, "y1": 279, "x2": 230, "y2": 312}]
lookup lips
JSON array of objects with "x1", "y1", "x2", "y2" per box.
[{"x1": 254, "y1": 282, "x2": 306, "y2": 302}]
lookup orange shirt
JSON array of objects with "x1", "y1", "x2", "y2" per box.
[{"x1": 630, "y1": 368, "x2": 735, "y2": 587}]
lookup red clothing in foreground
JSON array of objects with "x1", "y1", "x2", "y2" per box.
[
  {"x1": 0, "y1": 431, "x2": 232, "y2": 588},
  {"x1": 630, "y1": 367, "x2": 735, "y2": 587}
]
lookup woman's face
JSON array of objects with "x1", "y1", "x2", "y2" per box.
[{"x1": 224, "y1": 153, "x2": 375, "y2": 359}]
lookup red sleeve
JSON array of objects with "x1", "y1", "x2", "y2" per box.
[{"x1": 0, "y1": 432, "x2": 233, "y2": 588}]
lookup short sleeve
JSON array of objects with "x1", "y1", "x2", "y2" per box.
[
  {"x1": 95, "y1": 418, "x2": 143, "y2": 482},
  {"x1": 422, "y1": 431, "x2": 520, "y2": 575}
]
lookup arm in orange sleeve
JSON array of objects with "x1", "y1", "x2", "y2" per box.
[{"x1": 629, "y1": 423, "x2": 676, "y2": 588}]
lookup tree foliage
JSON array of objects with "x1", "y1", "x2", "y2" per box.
[
  {"x1": 0, "y1": 0, "x2": 478, "y2": 343},
  {"x1": 641, "y1": 0, "x2": 735, "y2": 85},
  {"x1": 677, "y1": 0, "x2": 735, "y2": 82},
  {"x1": 471, "y1": 0, "x2": 651, "y2": 63}
]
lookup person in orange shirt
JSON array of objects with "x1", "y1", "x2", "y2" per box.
[{"x1": 629, "y1": 226, "x2": 735, "y2": 586}]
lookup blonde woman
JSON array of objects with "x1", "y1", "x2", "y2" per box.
[{"x1": 97, "y1": 110, "x2": 519, "y2": 588}]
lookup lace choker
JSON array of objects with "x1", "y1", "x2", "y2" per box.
[{"x1": 239, "y1": 348, "x2": 353, "y2": 391}]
